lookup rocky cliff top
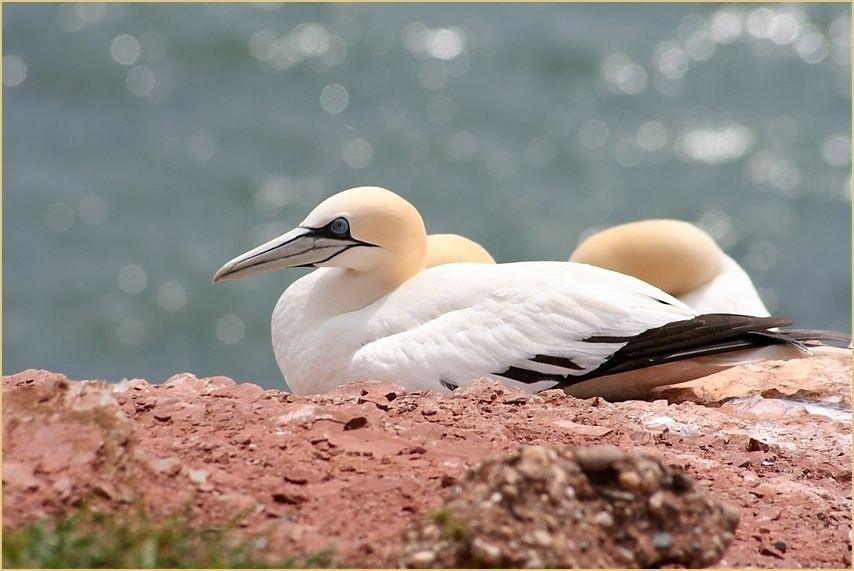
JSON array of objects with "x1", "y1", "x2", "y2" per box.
[{"x1": 3, "y1": 353, "x2": 851, "y2": 567}]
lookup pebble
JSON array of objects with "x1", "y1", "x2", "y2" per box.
[
  {"x1": 407, "y1": 550, "x2": 436, "y2": 568},
  {"x1": 593, "y1": 510, "x2": 614, "y2": 528},
  {"x1": 649, "y1": 491, "x2": 665, "y2": 511},
  {"x1": 721, "y1": 503, "x2": 741, "y2": 525},
  {"x1": 532, "y1": 529, "x2": 553, "y2": 546},
  {"x1": 187, "y1": 468, "x2": 209, "y2": 485},
  {"x1": 652, "y1": 531, "x2": 673, "y2": 550},
  {"x1": 618, "y1": 470, "x2": 641, "y2": 491},
  {"x1": 471, "y1": 538, "x2": 502, "y2": 565},
  {"x1": 574, "y1": 445, "x2": 625, "y2": 473},
  {"x1": 640, "y1": 466, "x2": 662, "y2": 493},
  {"x1": 520, "y1": 445, "x2": 551, "y2": 465},
  {"x1": 149, "y1": 456, "x2": 181, "y2": 476}
]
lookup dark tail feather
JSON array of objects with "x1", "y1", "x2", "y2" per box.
[
  {"x1": 554, "y1": 314, "x2": 849, "y2": 391},
  {"x1": 778, "y1": 328, "x2": 852, "y2": 347}
]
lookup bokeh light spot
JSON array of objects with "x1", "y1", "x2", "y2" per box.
[
  {"x1": 822, "y1": 135, "x2": 851, "y2": 168},
  {"x1": 118, "y1": 264, "x2": 148, "y2": 294},
  {"x1": 320, "y1": 84, "x2": 349, "y2": 114},
  {"x1": 579, "y1": 118, "x2": 609, "y2": 150},
  {"x1": 116, "y1": 316, "x2": 146, "y2": 346},
  {"x1": 426, "y1": 94, "x2": 456, "y2": 125},
  {"x1": 710, "y1": 11, "x2": 743, "y2": 44},
  {"x1": 156, "y1": 281, "x2": 188, "y2": 312},
  {"x1": 216, "y1": 314, "x2": 246, "y2": 345},
  {"x1": 78, "y1": 195, "x2": 108, "y2": 225},
  {"x1": 447, "y1": 131, "x2": 478, "y2": 161},
  {"x1": 3, "y1": 55, "x2": 27, "y2": 87},
  {"x1": 111, "y1": 34, "x2": 141, "y2": 65},
  {"x1": 186, "y1": 131, "x2": 217, "y2": 163},
  {"x1": 418, "y1": 60, "x2": 448, "y2": 90},
  {"x1": 342, "y1": 138, "x2": 374, "y2": 169},
  {"x1": 126, "y1": 65, "x2": 156, "y2": 96},
  {"x1": 45, "y1": 202, "x2": 75, "y2": 232}
]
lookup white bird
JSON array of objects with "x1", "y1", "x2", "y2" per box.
[
  {"x1": 570, "y1": 219, "x2": 770, "y2": 316},
  {"x1": 214, "y1": 187, "x2": 847, "y2": 399}
]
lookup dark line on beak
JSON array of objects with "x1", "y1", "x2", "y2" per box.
[{"x1": 308, "y1": 244, "x2": 361, "y2": 266}]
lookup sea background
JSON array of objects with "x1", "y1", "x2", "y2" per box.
[{"x1": 4, "y1": 3, "x2": 851, "y2": 390}]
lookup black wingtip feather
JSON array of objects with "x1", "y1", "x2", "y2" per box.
[{"x1": 551, "y1": 313, "x2": 846, "y2": 390}]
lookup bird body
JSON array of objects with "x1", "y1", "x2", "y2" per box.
[
  {"x1": 271, "y1": 260, "x2": 697, "y2": 395},
  {"x1": 215, "y1": 187, "x2": 845, "y2": 397},
  {"x1": 570, "y1": 219, "x2": 770, "y2": 316}
]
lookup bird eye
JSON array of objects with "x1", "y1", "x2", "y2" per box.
[{"x1": 329, "y1": 217, "x2": 349, "y2": 235}]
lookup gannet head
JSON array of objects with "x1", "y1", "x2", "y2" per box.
[
  {"x1": 213, "y1": 186, "x2": 427, "y2": 283},
  {"x1": 425, "y1": 234, "x2": 496, "y2": 267},
  {"x1": 569, "y1": 219, "x2": 724, "y2": 296}
]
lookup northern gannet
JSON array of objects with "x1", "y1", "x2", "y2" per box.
[
  {"x1": 570, "y1": 219, "x2": 770, "y2": 316},
  {"x1": 425, "y1": 233, "x2": 495, "y2": 267},
  {"x1": 214, "y1": 187, "x2": 846, "y2": 399}
]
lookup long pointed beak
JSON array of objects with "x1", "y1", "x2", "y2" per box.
[{"x1": 212, "y1": 227, "x2": 360, "y2": 282}]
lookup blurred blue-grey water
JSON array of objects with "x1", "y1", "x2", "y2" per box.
[{"x1": 4, "y1": 3, "x2": 851, "y2": 389}]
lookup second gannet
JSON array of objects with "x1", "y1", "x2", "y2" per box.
[
  {"x1": 214, "y1": 187, "x2": 846, "y2": 399},
  {"x1": 425, "y1": 233, "x2": 495, "y2": 267},
  {"x1": 570, "y1": 219, "x2": 771, "y2": 316}
]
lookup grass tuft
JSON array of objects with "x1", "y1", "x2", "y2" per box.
[
  {"x1": 2, "y1": 503, "x2": 334, "y2": 568},
  {"x1": 429, "y1": 507, "x2": 468, "y2": 541}
]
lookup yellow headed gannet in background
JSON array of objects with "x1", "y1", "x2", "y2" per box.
[
  {"x1": 570, "y1": 219, "x2": 770, "y2": 317},
  {"x1": 425, "y1": 233, "x2": 495, "y2": 267},
  {"x1": 214, "y1": 187, "x2": 847, "y2": 399}
]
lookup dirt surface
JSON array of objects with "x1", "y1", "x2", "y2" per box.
[{"x1": 3, "y1": 354, "x2": 852, "y2": 568}]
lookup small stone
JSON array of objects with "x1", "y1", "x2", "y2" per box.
[
  {"x1": 520, "y1": 445, "x2": 550, "y2": 465},
  {"x1": 532, "y1": 529, "x2": 553, "y2": 546},
  {"x1": 282, "y1": 468, "x2": 313, "y2": 485},
  {"x1": 639, "y1": 464, "x2": 663, "y2": 493},
  {"x1": 773, "y1": 540, "x2": 787, "y2": 553},
  {"x1": 574, "y1": 445, "x2": 625, "y2": 473},
  {"x1": 272, "y1": 490, "x2": 307, "y2": 504},
  {"x1": 343, "y1": 416, "x2": 368, "y2": 431},
  {"x1": 421, "y1": 405, "x2": 438, "y2": 416},
  {"x1": 652, "y1": 531, "x2": 673, "y2": 550},
  {"x1": 747, "y1": 437, "x2": 770, "y2": 452},
  {"x1": 593, "y1": 511, "x2": 614, "y2": 528},
  {"x1": 407, "y1": 550, "x2": 436, "y2": 568},
  {"x1": 618, "y1": 470, "x2": 641, "y2": 491},
  {"x1": 670, "y1": 472, "x2": 694, "y2": 493},
  {"x1": 759, "y1": 543, "x2": 785, "y2": 559},
  {"x1": 721, "y1": 503, "x2": 741, "y2": 526},
  {"x1": 471, "y1": 537, "x2": 502, "y2": 565},
  {"x1": 187, "y1": 469, "x2": 208, "y2": 485},
  {"x1": 649, "y1": 491, "x2": 665, "y2": 511},
  {"x1": 149, "y1": 457, "x2": 181, "y2": 476},
  {"x1": 53, "y1": 477, "x2": 74, "y2": 498}
]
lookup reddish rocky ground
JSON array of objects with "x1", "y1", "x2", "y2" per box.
[{"x1": 3, "y1": 353, "x2": 851, "y2": 567}]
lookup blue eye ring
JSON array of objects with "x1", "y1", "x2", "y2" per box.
[{"x1": 329, "y1": 217, "x2": 349, "y2": 235}]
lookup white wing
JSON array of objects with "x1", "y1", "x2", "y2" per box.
[{"x1": 350, "y1": 261, "x2": 697, "y2": 392}]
